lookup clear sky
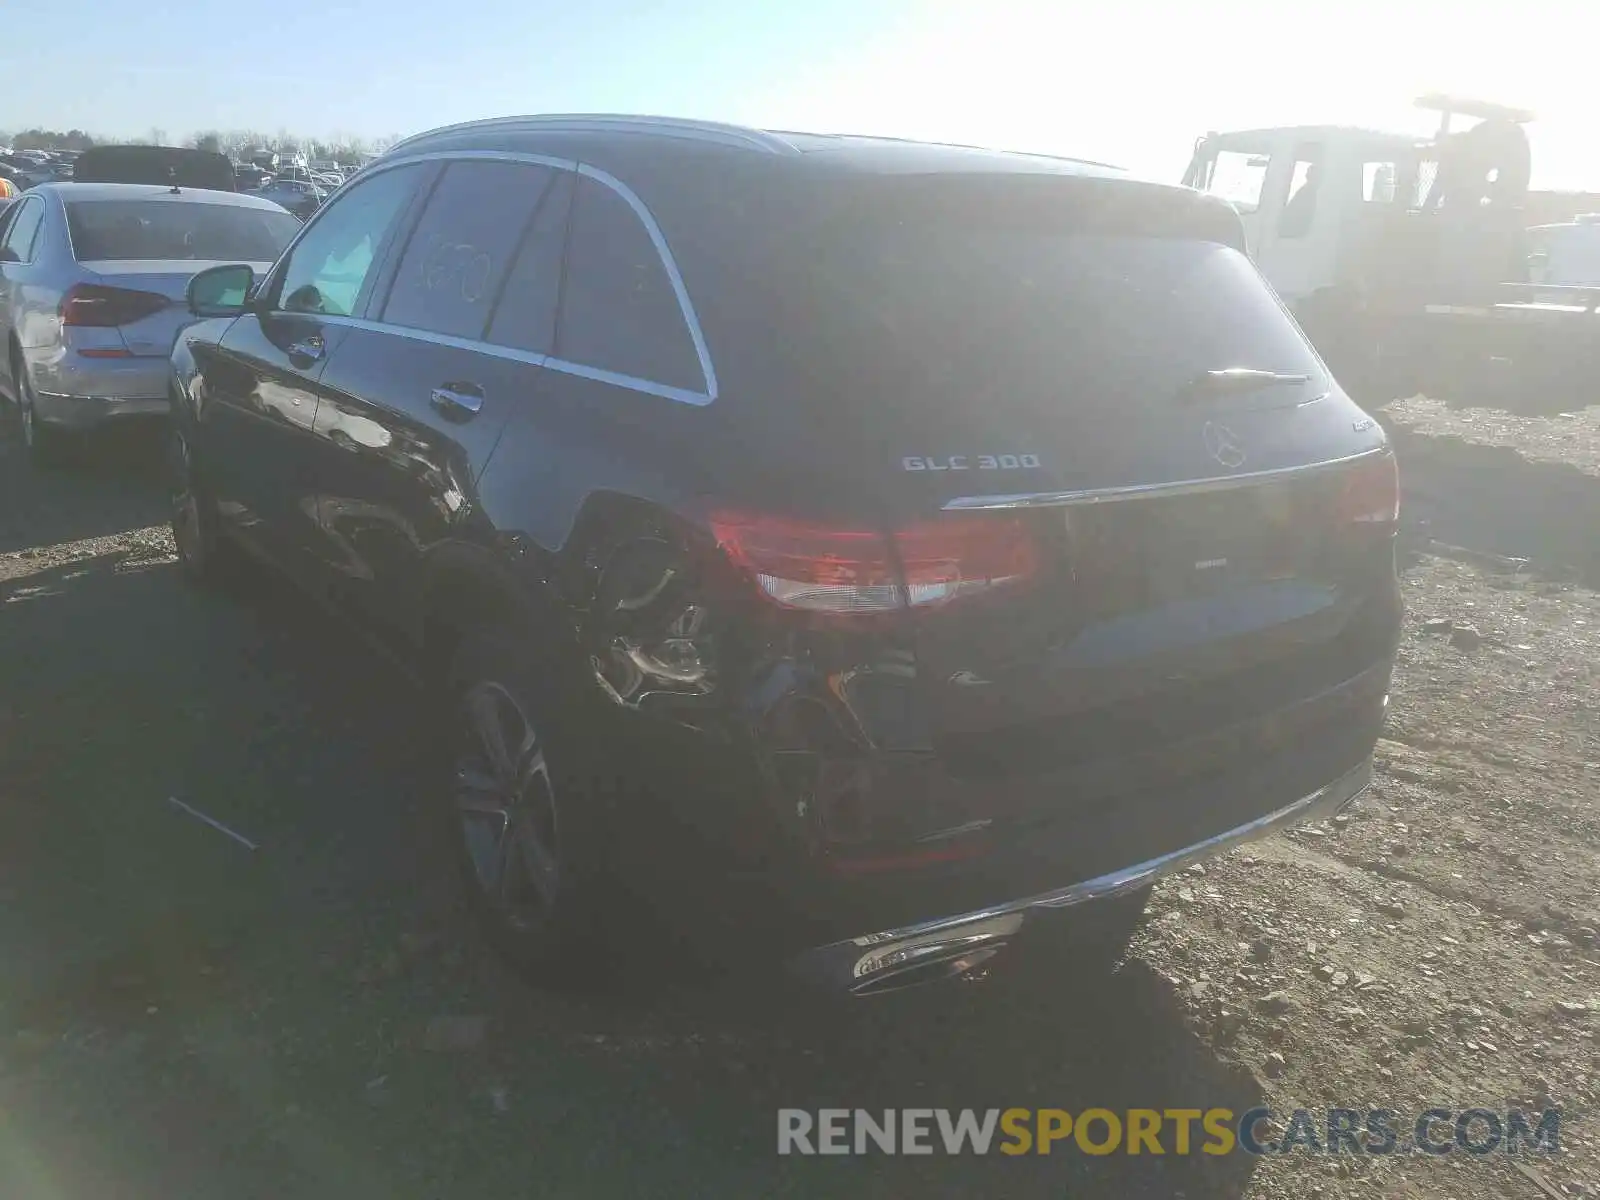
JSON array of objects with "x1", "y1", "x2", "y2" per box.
[{"x1": 2, "y1": 0, "x2": 1596, "y2": 187}]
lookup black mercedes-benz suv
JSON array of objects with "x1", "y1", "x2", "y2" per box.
[{"x1": 169, "y1": 115, "x2": 1401, "y2": 995}]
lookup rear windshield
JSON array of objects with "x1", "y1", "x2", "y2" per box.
[
  {"x1": 67, "y1": 201, "x2": 299, "y2": 262},
  {"x1": 670, "y1": 174, "x2": 1322, "y2": 414},
  {"x1": 785, "y1": 226, "x2": 1323, "y2": 412}
]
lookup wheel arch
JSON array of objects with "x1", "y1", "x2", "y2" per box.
[{"x1": 417, "y1": 490, "x2": 700, "y2": 691}]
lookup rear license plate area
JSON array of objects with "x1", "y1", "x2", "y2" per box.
[{"x1": 1074, "y1": 485, "x2": 1302, "y2": 608}]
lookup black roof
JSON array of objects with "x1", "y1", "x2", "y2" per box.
[
  {"x1": 384, "y1": 114, "x2": 1132, "y2": 183},
  {"x1": 380, "y1": 115, "x2": 1240, "y2": 262}
]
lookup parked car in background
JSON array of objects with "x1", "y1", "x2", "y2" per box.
[
  {"x1": 73, "y1": 145, "x2": 237, "y2": 192},
  {"x1": 233, "y1": 164, "x2": 273, "y2": 191},
  {"x1": 275, "y1": 165, "x2": 328, "y2": 187},
  {"x1": 1528, "y1": 215, "x2": 1600, "y2": 286},
  {"x1": 168, "y1": 115, "x2": 1401, "y2": 994},
  {"x1": 0, "y1": 154, "x2": 52, "y2": 189},
  {"x1": 0, "y1": 182, "x2": 299, "y2": 458},
  {"x1": 250, "y1": 178, "x2": 325, "y2": 219}
]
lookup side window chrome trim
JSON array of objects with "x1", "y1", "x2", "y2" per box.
[
  {"x1": 310, "y1": 150, "x2": 719, "y2": 407},
  {"x1": 307, "y1": 314, "x2": 711, "y2": 406},
  {"x1": 311, "y1": 313, "x2": 550, "y2": 367},
  {"x1": 575, "y1": 161, "x2": 718, "y2": 402},
  {"x1": 541, "y1": 355, "x2": 712, "y2": 407}
]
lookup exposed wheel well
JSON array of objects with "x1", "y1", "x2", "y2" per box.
[{"x1": 419, "y1": 496, "x2": 689, "y2": 692}]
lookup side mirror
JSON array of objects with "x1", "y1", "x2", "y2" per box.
[{"x1": 188, "y1": 263, "x2": 256, "y2": 317}]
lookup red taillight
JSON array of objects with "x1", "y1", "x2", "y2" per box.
[
  {"x1": 60, "y1": 284, "x2": 170, "y2": 328},
  {"x1": 708, "y1": 511, "x2": 1039, "y2": 617},
  {"x1": 1335, "y1": 451, "x2": 1400, "y2": 527},
  {"x1": 893, "y1": 514, "x2": 1040, "y2": 606}
]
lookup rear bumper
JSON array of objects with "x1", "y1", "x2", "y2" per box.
[
  {"x1": 30, "y1": 351, "x2": 170, "y2": 428},
  {"x1": 34, "y1": 389, "x2": 168, "y2": 429},
  {"x1": 788, "y1": 756, "x2": 1372, "y2": 995}
]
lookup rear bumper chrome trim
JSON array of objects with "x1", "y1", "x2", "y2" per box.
[
  {"x1": 940, "y1": 448, "x2": 1389, "y2": 511},
  {"x1": 789, "y1": 756, "x2": 1372, "y2": 995}
]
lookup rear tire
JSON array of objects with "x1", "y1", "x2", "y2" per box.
[
  {"x1": 14, "y1": 363, "x2": 67, "y2": 466},
  {"x1": 443, "y1": 631, "x2": 622, "y2": 986}
]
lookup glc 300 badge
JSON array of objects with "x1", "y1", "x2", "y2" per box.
[{"x1": 902, "y1": 454, "x2": 1042, "y2": 472}]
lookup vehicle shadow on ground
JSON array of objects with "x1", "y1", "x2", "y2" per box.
[
  {"x1": 0, "y1": 421, "x2": 171, "y2": 554},
  {"x1": 1388, "y1": 421, "x2": 1600, "y2": 587},
  {"x1": 0, "y1": 547, "x2": 1269, "y2": 1198}
]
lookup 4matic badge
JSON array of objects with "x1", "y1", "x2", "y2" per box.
[{"x1": 901, "y1": 454, "x2": 1043, "y2": 472}]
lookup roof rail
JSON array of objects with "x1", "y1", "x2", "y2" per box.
[{"x1": 386, "y1": 114, "x2": 797, "y2": 157}]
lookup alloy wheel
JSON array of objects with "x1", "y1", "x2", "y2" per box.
[{"x1": 454, "y1": 681, "x2": 561, "y2": 931}]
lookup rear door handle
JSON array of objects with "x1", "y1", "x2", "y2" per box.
[
  {"x1": 288, "y1": 335, "x2": 324, "y2": 363},
  {"x1": 430, "y1": 382, "x2": 484, "y2": 421}
]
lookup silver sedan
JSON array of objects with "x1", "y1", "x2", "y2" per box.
[{"x1": 0, "y1": 182, "x2": 300, "y2": 459}]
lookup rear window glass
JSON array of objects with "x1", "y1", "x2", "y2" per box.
[
  {"x1": 709, "y1": 181, "x2": 1320, "y2": 417},
  {"x1": 67, "y1": 201, "x2": 300, "y2": 262},
  {"x1": 381, "y1": 161, "x2": 555, "y2": 340}
]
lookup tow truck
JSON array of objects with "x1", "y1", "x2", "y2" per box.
[{"x1": 1184, "y1": 96, "x2": 1600, "y2": 413}]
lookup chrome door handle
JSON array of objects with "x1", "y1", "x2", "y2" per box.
[
  {"x1": 430, "y1": 383, "x2": 484, "y2": 420},
  {"x1": 288, "y1": 336, "x2": 324, "y2": 362}
]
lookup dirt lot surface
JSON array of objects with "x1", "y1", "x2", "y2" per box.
[{"x1": 0, "y1": 405, "x2": 1595, "y2": 1199}]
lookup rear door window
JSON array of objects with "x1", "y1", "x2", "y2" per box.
[
  {"x1": 381, "y1": 160, "x2": 555, "y2": 340},
  {"x1": 2, "y1": 198, "x2": 44, "y2": 263},
  {"x1": 486, "y1": 170, "x2": 574, "y2": 355},
  {"x1": 554, "y1": 175, "x2": 703, "y2": 392}
]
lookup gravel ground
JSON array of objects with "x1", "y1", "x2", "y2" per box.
[{"x1": 0, "y1": 409, "x2": 1595, "y2": 1199}]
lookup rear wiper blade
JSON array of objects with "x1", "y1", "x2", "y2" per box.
[{"x1": 1179, "y1": 367, "x2": 1314, "y2": 403}]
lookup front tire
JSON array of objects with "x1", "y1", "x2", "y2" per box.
[
  {"x1": 444, "y1": 632, "x2": 619, "y2": 985},
  {"x1": 170, "y1": 428, "x2": 242, "y2": 587}
]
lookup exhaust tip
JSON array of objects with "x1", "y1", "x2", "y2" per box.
[{"x1": 848, "y1": 942, "x2": 1008, "y2": 996}]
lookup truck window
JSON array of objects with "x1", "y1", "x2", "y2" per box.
[
  {"x1": 1204, "y1": 150, "x2": 1271, "y2": 213},
  {"x1": 1363, "y1": 162, "x2": 1399, "y2": 203},
  {"x1": 1279, "y1": 145, "x2": 1323, "y2": 239}
]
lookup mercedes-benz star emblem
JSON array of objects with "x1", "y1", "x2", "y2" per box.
[{"x1": 1202, "y1": 420, "x2": 1246, "y2": 469}]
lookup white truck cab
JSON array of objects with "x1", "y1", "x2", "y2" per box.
[
  {"x1": 1182, "y1": 125, "x2": 1419, "y2": 313},
  {"x1": 1178, "y1": 99, "x2": 1600, "y2": 416},
  {"x1": 1183, "y1": 97, "x2": 1538, "y2": 320}
]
